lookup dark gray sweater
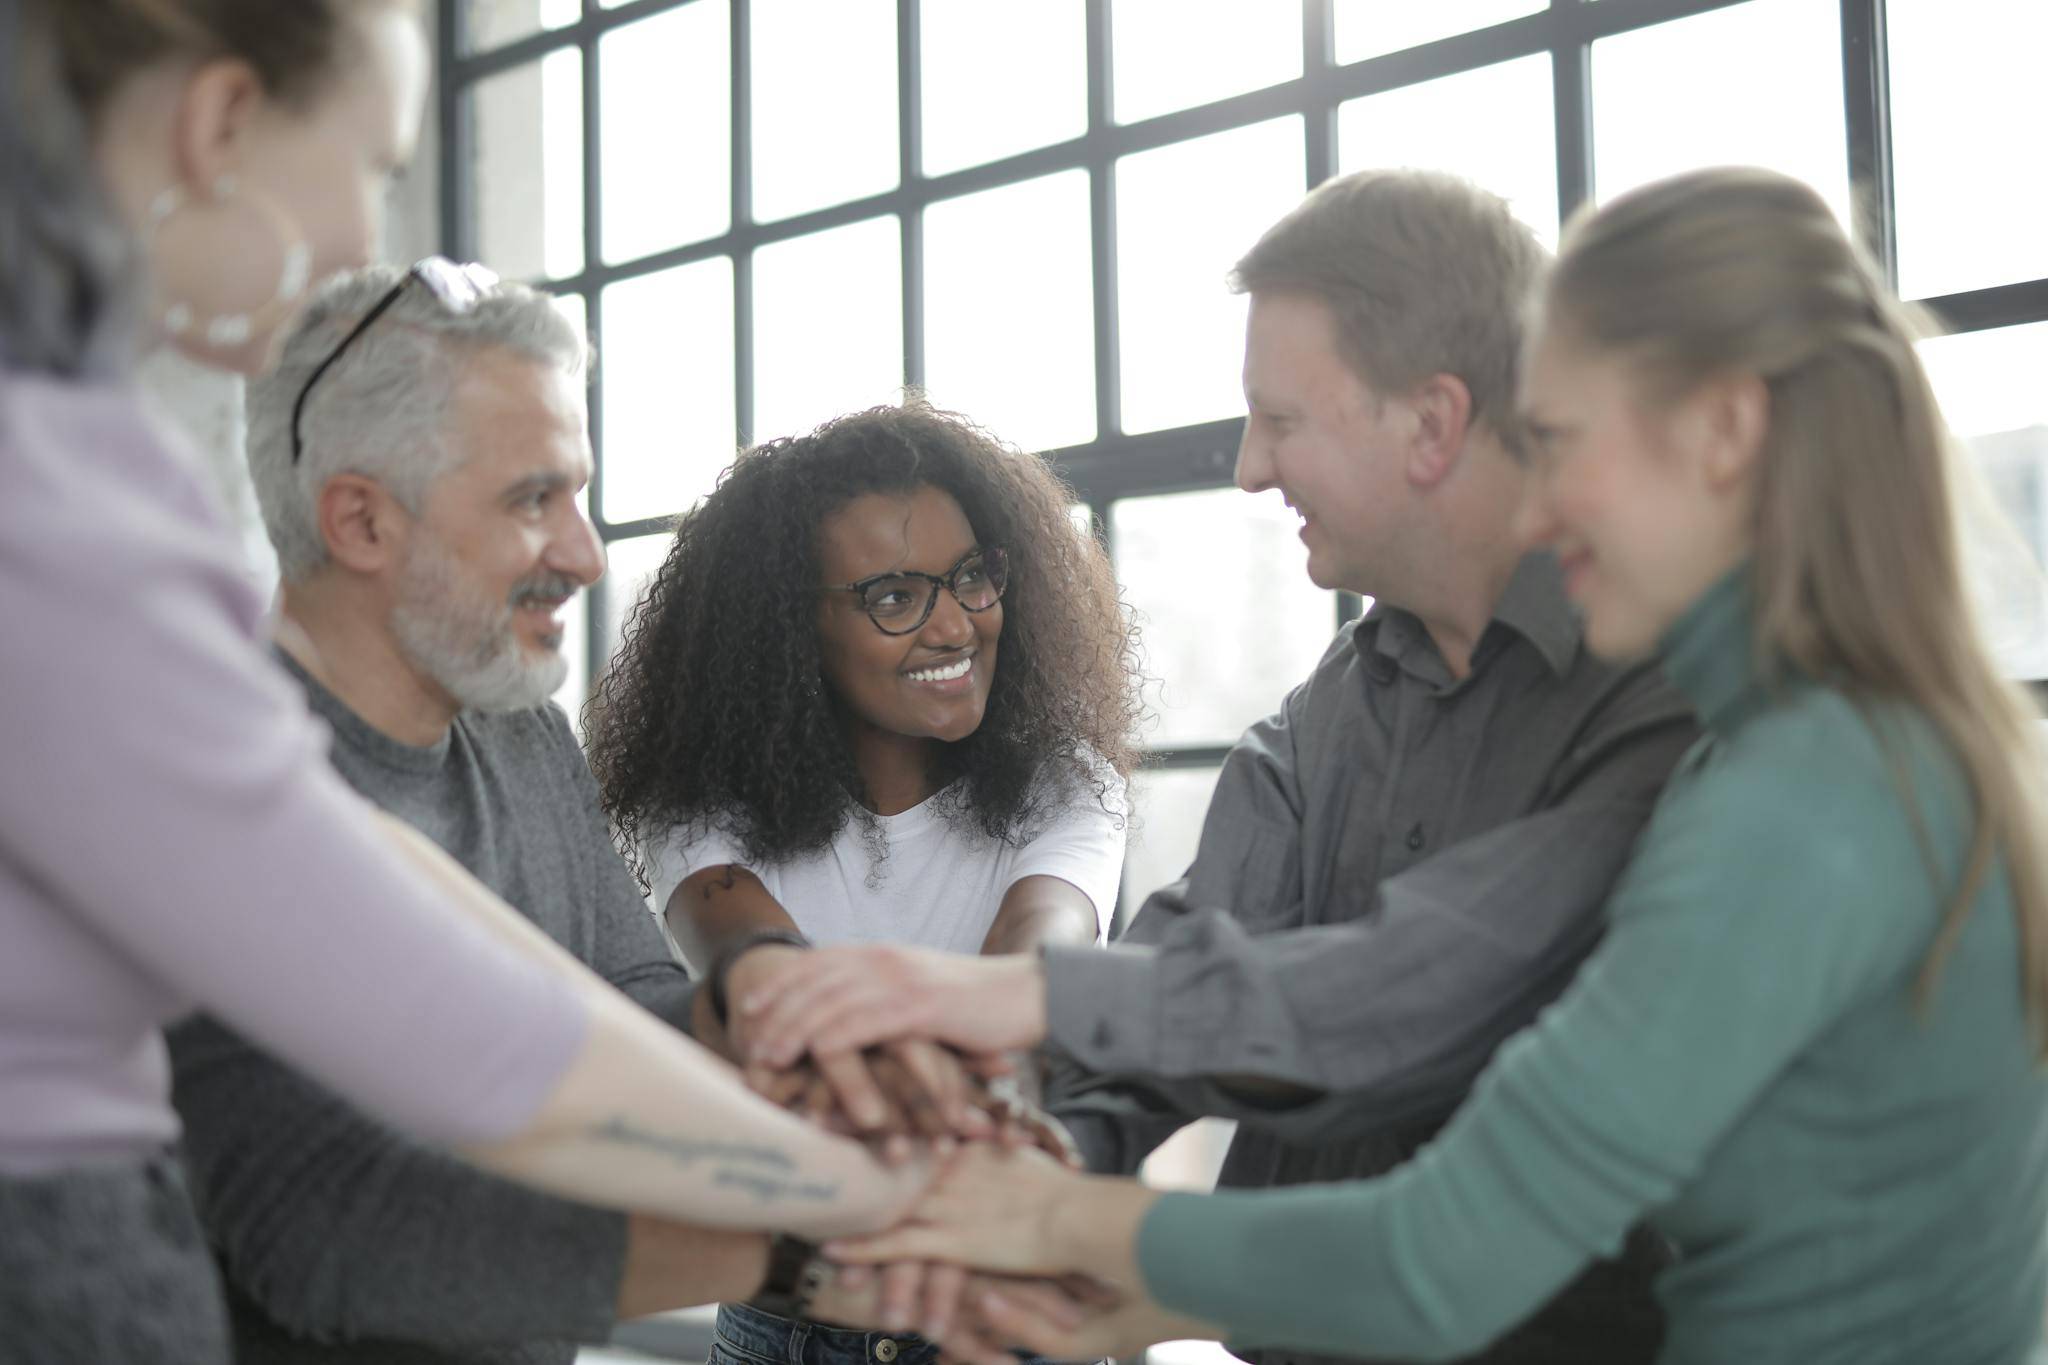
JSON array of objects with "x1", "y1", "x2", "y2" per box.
[{"x1": 168, "y1": 656, "x2": 695, "y2": 1364}]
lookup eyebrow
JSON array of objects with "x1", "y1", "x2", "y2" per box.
[
  {"x1": 847, "y1": 544, "x2": 985, "y2": 583},
  {"x1": 500, "y1": 472, "x2": 574, "y2": 502}
]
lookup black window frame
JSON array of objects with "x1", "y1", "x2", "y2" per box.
[{"x1": 439, "y1": 0, "x2": 2048, "y2": 773}]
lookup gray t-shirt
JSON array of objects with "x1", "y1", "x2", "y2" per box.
[{"x1": 169, "y1": 653, "x2": 694, "y2": 1365}]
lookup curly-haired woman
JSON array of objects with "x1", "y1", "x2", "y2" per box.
[{"x1": 585, "y1": 399, "x2": 1142, "y2": 1355}]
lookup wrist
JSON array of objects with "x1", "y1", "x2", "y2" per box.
[
  {"x1": 748, "y1": 1233, "x2": 829, "y2": 1319},
  {"x1": 1009, "y1": 952, "x2": 1049, "y2": 1046},
  {"x1": 1050, "y1": 1174, "x2": 1154, "y2": 1290},
  {"x1": 709, "y1": 930, "x2": 810, "y2": 1026},
  {"x1": 726, "y1": 942, "x2": 806, "y2": 1001}
]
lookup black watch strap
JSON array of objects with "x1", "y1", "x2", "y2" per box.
[
  {"x1": 751, "y1": 1233, "x2": 829, "y2": 1319},
  {"x1": 707, "y1": 928, "x2": 810, "y2": 1027}
]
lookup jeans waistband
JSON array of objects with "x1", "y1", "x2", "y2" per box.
[{"x1": 718, "y1": 1300, "x2": 935, "y2": 1365}]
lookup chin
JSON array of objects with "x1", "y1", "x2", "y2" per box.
[
  {"x1": 1583, "y1": 612, "x2": 1658, "y2": 664},
  {"x1": 927, "y1": 706, "x2": 987, "y2": 745}
]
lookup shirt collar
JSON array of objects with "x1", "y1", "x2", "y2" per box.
[
  {"x1": 1363, "y1": 552, "x2": 1582, "y2": 681},
  {"x1": 1658, "y1": 565, "x2": 1764, "y2": 732},
  {"x1": 1489, "y1": 553, "x2": 1582, "y2": 678}
]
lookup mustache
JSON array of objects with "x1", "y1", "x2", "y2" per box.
[{"x1": 508, "y1": 573, "x2": 583, "y2": 610}]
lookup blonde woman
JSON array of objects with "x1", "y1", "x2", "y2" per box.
[{"x1": 746, "y1": 166, "x2": 2048, "y2": 1365}]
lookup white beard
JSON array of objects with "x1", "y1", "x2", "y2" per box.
[{"x1": 389, "y1": 531, "x2": 569, "y2": 713}]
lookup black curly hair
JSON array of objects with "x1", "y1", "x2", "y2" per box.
[{"x1": 586, "y1": 400, "x2": 1144, "y2": 884}]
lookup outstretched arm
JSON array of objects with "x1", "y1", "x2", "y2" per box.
[{"x1": 739, "y1": 664, "x2": 1695, "y2": 1141}]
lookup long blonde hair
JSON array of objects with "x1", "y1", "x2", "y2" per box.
[{"x1": 1544, "y1": 165, "x2": 2048, "y2": 1048}]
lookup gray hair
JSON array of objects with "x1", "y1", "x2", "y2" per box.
[{"x1": 246, "y1": 264, "x2": 588, "y2": 582}]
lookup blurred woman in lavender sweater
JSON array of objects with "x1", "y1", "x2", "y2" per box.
[{"x1": 0, "y1": 2, "x2": 931, "y2": 1358}]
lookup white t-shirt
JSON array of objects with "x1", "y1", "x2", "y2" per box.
[{"x1": 646, "y1": 771, "x2": 1127, "y2": 959}]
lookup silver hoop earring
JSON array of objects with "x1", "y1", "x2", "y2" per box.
[{"x1": 145, "y1": 174, "x2": 313, "y2": 349}]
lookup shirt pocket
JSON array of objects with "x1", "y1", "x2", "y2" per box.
[{"x1": 1184, "y1": 818, "x2": 1304, "y2": 932}]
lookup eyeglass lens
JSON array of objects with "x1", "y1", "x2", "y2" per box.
[{"x1": 862, "y1": 550, "x2": 1007, "y2": 632}]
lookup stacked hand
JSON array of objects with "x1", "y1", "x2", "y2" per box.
[
  {"x1": 721, "y1": 944, "x2": 1068, "y2": 1165},
  {"x1": 819, "y1": 1144, "x2": 1220, "y2": 1363},
  {"x1": 721, "y1": 944, "x2": 1223, "y2": 1360}
]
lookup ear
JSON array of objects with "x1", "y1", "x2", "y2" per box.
[
  {"x1": 169, "y1": 57, "x2": 266, "y2": 189},
  {"x1": 316, "y1": 473, "x2": 412, "y2": 576},
  {"x1": 1690, "y1": 372, "x2": 1771, "y2": 492},
  {"x1": 1403, "y1": 372, "x2": 1475, "y2": 490}
]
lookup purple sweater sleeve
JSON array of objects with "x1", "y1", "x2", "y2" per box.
[{"x1": 0, "y1": 375, "x2": 586, "y2": 1151}]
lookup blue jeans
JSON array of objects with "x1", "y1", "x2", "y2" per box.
[
  {"x1": 714, "y1": 1301, "x2": 1080, "y2": 1365},
  {"x1": 713, "y1": 1301, "x2": 940, "y2": 1365}
]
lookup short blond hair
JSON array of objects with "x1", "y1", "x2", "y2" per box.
[{"x1": 1230, "y1": 168, "x2": 1547, "y2": 449}]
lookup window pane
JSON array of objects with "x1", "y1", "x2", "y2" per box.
[
  {"x1": 600, "y1": 259, "x2": 737, "y2": 523},
  {"x1": 925, "y1": 171, "x2": 1095, "y2": 453},
  {"x1": 921, "y1": 0, "x2": 1087, "y2": 176},
  {"x1": 1113, "y1": 486, "x2": 1336, "y2": 747},
  {"x1": 459, "y1": 0, "x2": 578, "y2": 54},
  {"x1": 1119, "y1": 765, "x2": 1222, "y2": 927},
  {"x1": 554, "y1": 585, "x2": 590, "y2": 731},
  {"x1": 752, "y1": 217, "x2": 904, "y2": 442},
  {"x1": 600, "y1": 2, "x2": 730, "y2": 263},
  {"x1": 1592, "y1": 0, "x2": 1851, "y2": 228},
  {"x1": 1117, "y1": 118, "x2": 1306, "y2": 435},
  {"x1": 550, "y1": 290, "x2": 588, "y2": 356},
  {"x1": 601, "y1": 532, "x2": 676, "y2": 669},
  {"x1": 1889, "y1": 0, "x2": 2048, "y2": 301},
  {"x1": 1112, "y1": 0, "x2": 1300, "y2": 125},
  {"x1": 1333, "y1": 0, "x2": 1545, "y2": 64},
  {"x1": 1920, "y1": 322, "x2": 2048, "y2": 676},
  {"x1": 469, "y1": 51, "x2": 585, "y2": 281},
  {"x1": 751, "y1": 0, "x2": 898, "y2": 222},
  {"x1": 1339, "y1": 53, "x2": 1559, "y2": 243}
]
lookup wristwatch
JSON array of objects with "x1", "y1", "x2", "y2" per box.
[{"x1": 751, "y1": 1233, "x2": 831, "y2": 1319}]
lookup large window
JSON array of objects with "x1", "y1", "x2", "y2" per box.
[{"x1": 443, "y1": 0, "x2": 2048, "y2": 927}]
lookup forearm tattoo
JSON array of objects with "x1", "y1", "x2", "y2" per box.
[{"x1": 590, "y1": 1118, "x2": 841, "y2": 1204}]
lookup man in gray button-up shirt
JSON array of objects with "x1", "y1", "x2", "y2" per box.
[{"x1": 740, "y1": 170, "x2": 1699, "y2": 1364}]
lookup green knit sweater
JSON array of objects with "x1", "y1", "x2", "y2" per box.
[{"x1": 1139, "y1": 570, "x2": 2048, "y2": 1364}]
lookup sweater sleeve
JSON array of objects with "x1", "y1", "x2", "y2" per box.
[
  {"x1": 169, "y1": 1013, "x2": 624, "y2": 1349},
  {"x1": 0, "y1": 384, "x2": 585, "y2": 1147},
  {"x1": 1134, "y1": 702, "x2": 1951, "y2": 1359},
  {"x1": 554, "y1": 708, "x2": 701, "y2": 1035}
]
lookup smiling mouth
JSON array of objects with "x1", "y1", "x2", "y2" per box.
[{"x1": 906, "y1": 657, "x2": 973, "y2": 683}]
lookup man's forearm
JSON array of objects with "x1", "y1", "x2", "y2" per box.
[{"x1": 1039, "y1": 797, "x2": 1664, "y2": 1105}]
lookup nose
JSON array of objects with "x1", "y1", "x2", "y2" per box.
[
  {"x1": 918, "y1": 586, "x2": 976, "y2": 649},
  {"x1": 555, "y1": 504, "x2": 608, "y2": 587},
  {"x1": 1235, "y1": 421, "x2": 1275, "y2": 494}
]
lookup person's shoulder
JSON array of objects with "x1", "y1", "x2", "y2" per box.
[
  {"x1": 1728, "y1": 683, "x2": 1926, "y2": 792},
  {"x1": 452, "y1": 699, "x2": 593, "y2": 789},
  {"x1": 457, "y1": 698, "x2": 579, "y2": 748},
  {"x1": 1, "y1": 374, "x2": 230, "y2": 570},
  {"x1": 1674, "y1": 682, "x2": 1968, "y2": 893}
]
